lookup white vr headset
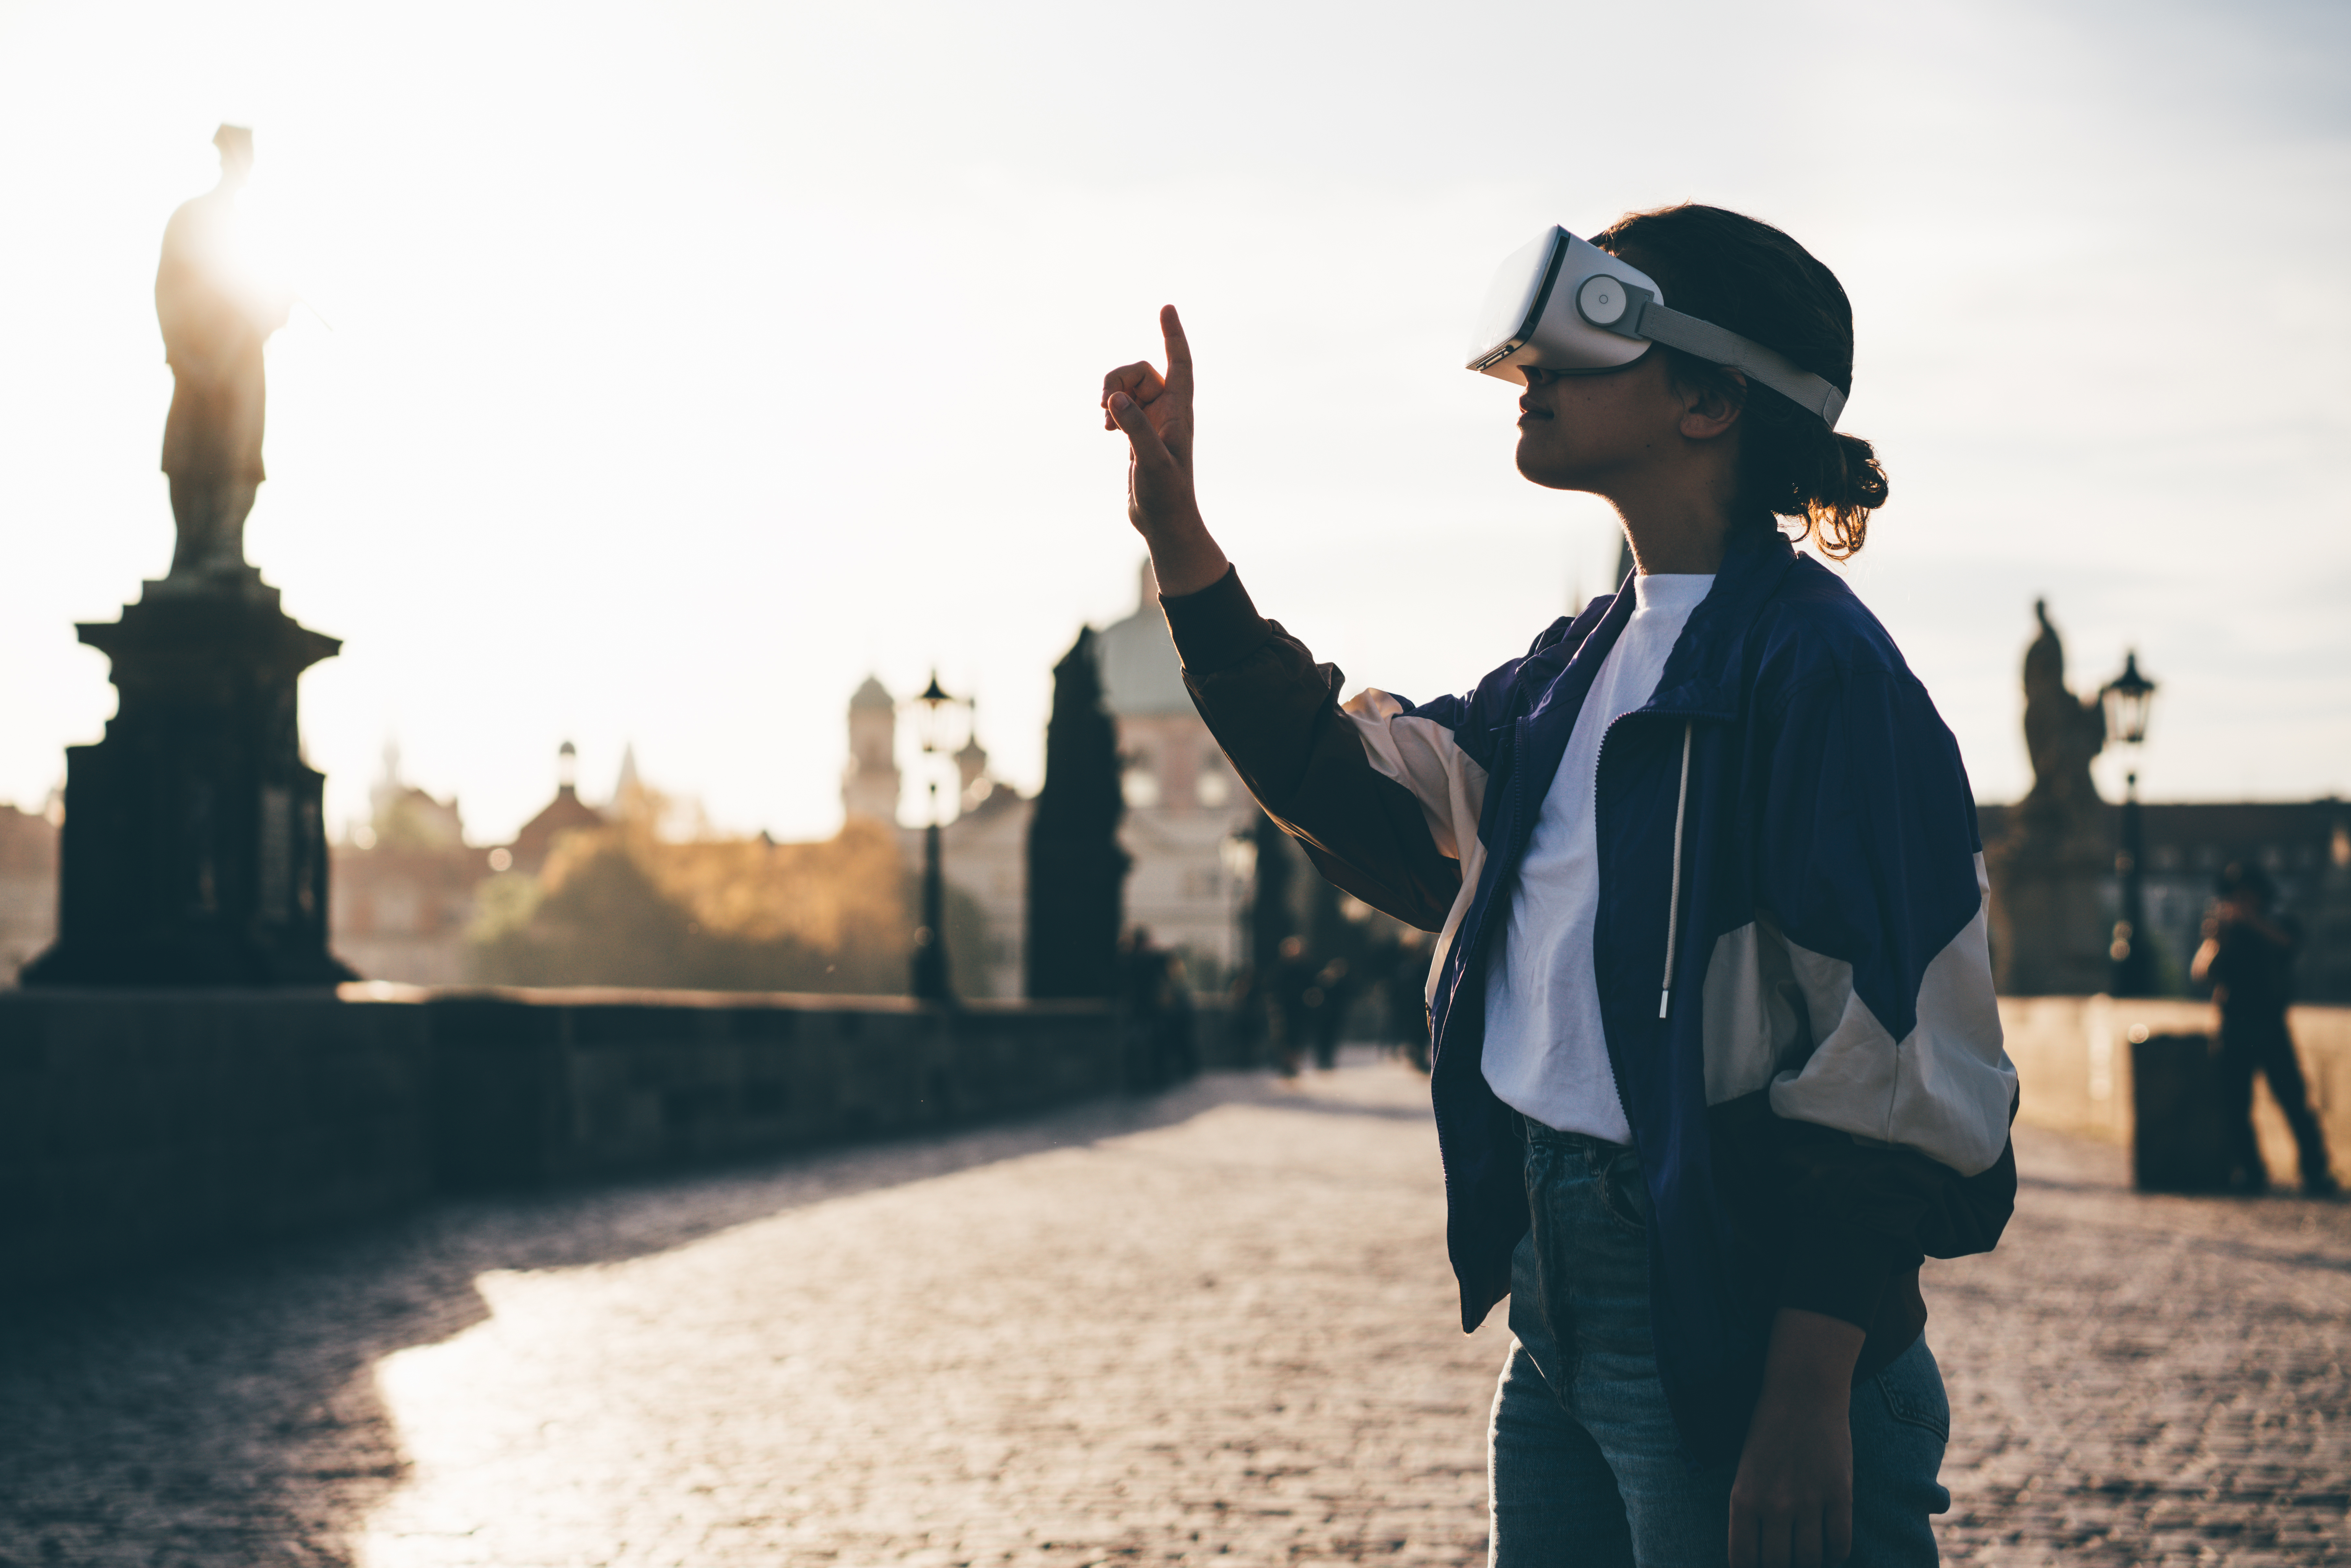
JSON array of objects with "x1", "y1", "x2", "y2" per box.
[{"x1": 1466, "y1": 226, "x2": 1846, "y2": 430}]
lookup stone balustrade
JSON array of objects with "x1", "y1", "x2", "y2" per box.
[
  {"x1": 11, "y1": 986, "x2": 2337, "y2": 1293},
  {"x1": 2000, "y1": 995, "x2": 2350, "y2": 1182},
  {"x1": 2, "y1": 986, "x2": 1231, "y2": 1289}
]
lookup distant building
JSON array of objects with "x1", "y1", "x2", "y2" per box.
[
  {"x1": 332, "y1": 740, "x2": 614, "y2": 984},
  {"x1": 843, "y1": 561, "x2": 1257, "y2": 1000},
  {"x1": 841, "y1": 677, "x2": 901, "y2": 828},
  {"x1": 939, "y1": 774, "x2": 1033, "y2": 1000},
  {"x1": 0, "y1": 799, "x2": 60, "y2": 985},
  {"x1": 330, "y1": 744, "x2": 493, "y2": 984},
  {"x1": 506, "y1": 740, "x2": 610, "y2": 876}
]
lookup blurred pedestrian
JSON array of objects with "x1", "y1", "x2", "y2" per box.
[
  {"x1": 1224, "y1": 963, "x2": 1266, "y2": 1068},
  {"x1": 1270, "y1": 934, "x2": 1313, "y2": 1078},
  {"x1": 2192, "y1": 862, "x2": 2338, "y2": 1197},
  {"x1": 1311, "y1": 955, "x2": 1350, "y2": 1070},
  {"x1": 1383, "y1": 930, "x2": 1434, "y2": 1073},
  {"x1": 1122, "y1": 926, "x2": 1196, "y2": 1090}
]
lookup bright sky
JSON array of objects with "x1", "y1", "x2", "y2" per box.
[{"x1": 2, "y1": 0, "x2": 2345, "y2": 844}]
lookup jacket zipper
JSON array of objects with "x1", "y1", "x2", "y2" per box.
[
  {"x1": 1592, "y1": 711, "x2": 1699, "y2": 1039},
  {"x1": 1659, "y1": 720, "x2": 1695, "y2": 1019}
]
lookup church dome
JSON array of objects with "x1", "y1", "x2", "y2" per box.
[{"x1": 850, "y1": 674, "x2": 895, "y2": 712}]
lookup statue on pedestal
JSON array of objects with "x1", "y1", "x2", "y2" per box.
[
  {"x1": 156, "y1": 123, "x2": 291, "y2": 582},
  {"x1": 1985, "y1": 601, "x2": 2113, "y2": 994},
  {"x1": 22, "y1": 127, "x2": 350, "y2": 988}
]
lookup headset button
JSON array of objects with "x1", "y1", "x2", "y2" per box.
[{"x1": 1577, "y1": 275, "x2": 1629, "y2": 326}]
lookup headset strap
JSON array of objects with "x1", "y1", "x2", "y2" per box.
[{"x1": 1622, "y1": 293, "x2": 1848, "y2": 429}]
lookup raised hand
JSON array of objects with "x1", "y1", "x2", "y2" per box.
[{"x1": 1101, "y1": 305, "x2": 1228, "y2": 596}]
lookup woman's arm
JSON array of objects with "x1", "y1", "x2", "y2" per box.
[
  {"x1": 1161, "y1": 572, "x2": 1471, "y2": 932},
  {"x1": 1733, "y1": 661, "x2": 2020, "y2": 1564},
  {"x1": 1100, "y1": 308, "x2": 1479, "y2": 934},
  {"x1": 1101, "y1": 306, "x2": 1228, "y2": 594}
]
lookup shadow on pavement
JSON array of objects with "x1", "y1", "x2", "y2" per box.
[{"x1": 0, "y1": 1065, "x2": 1413, "y2": 1566}]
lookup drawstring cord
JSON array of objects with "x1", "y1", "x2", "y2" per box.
[{"x1": 1659, "y1": 720, "x2": 1693, "y2": 1020}]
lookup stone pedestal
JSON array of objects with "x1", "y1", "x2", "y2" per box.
[
  {"x1": 1986, "y1": 806, "x2": 2113, "y2": 997},
  {"x1": 21, "y1": 570, "x2": 354, "y2": 987}
]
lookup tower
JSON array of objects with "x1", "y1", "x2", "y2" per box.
[{"x1": 842, "y1": 675, "x2": 901, "y2": 825}]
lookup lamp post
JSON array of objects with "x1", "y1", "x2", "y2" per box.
[
  {"x1": 2100, "y1": 651, "x2": 2159, "y2": 997},
  {"x1": 909, "y1": 672, "x2": 970, "y2": 1004},
  {"x1": 1219, "y1": 827, "x2": 1259, "y2": 986}
]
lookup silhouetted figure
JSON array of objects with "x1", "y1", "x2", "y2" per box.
[
  {"x1": 1374, "y1": 927, "x2": 1434, "y2": 1072},
  {"x1": 1027, "y1": 628, "x2": 1130, "y2": 998},
  {"x1": 1224, "y1": 964, "x2": 1265, "y2": 1065},
  {"x1": 1234, "y1": 810, "x2": 1297, "y2": 1062},
  {"x1": 2193, "y1": 862, "x2": 2338, "y2": 1196},
  {"x1": 157, "y1": 124, "x2": 291, "y2": 580},
  {"x1": 1120, "y1": 926, "x2": 1195, "y2": 1087},
  {"x1": 1310, "y1": 955, "x2": 1350, "y2": 1070},
  {"x1": 1270, "y1": 933, "x2": 1314, "y2": 1078}
]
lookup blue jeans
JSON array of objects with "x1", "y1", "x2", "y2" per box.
[{"x1": 1490, "y1": 1125, "x2": 1950, "y2": 1566}]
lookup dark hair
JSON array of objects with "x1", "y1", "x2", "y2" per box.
[
  {"x1": 2218, "y1": 860, "x2": 2276, "y2": 904},
  {"x1": 1593, "y1": 205, "x2": 1888, "y2": 559}
]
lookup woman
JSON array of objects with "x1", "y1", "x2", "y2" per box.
[{"x1": 1100, "y1": 204, "x2": 2017, "y2": 1567}]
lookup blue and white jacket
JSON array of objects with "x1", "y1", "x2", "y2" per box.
[{"x1": 1163, "y1": 525, "x2": 2018, "y2": 1463}]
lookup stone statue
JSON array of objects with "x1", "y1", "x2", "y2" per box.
[
  {"x1": 21, "y1": 124, "x2": 348, "y2": 986},
  {"x1": 2018, "y1": 598, "x2": 2106, "y2": 821},
  {"x1": 1985, "y1": 599, "x2": 2112, "y2": 994},
  {"x1": 156, "y1": 124, "x2": 291, "y2": 580}
]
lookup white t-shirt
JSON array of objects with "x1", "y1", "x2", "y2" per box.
[{"x1": 1481, "y1": 572, "x2": 1716, "y2": 1142}]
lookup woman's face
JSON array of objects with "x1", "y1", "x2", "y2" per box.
[
  {"x1": 1517, "y1": 234, "x2": 1746, "y2": 502},
  {"x1": 1511, "y1": 352, "x2": 1694, "y2": 493}
]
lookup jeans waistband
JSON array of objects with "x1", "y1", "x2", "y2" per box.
[{"x1": 1515, "y1": 1114, "x2": 1634, "y2": 1157}]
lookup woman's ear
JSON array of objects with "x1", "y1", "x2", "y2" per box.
[{"x1": 1679, "y1": 370, "x2": 1746, "y2": 442}]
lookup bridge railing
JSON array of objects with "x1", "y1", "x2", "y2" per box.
[
  {"x1": 0, "y1": 986, "x2": 1240, "y2": 1291},
  {"x1": 2002, "y1": 996, "x2": 2350, "y2": 1184}
]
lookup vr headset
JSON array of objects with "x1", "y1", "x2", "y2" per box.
[{"x1": 1466, "y1": 226, "x2": 1846, "y2": 429}]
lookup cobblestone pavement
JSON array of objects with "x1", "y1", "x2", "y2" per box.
[
  {"x1": 2, "y1": 1058, "x2": 2346, "y2": 1566},
  {"x1": 1929, "y1": 1128, "x2": 2351, "y2": 1566}
]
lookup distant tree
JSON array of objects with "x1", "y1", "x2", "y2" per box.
[
  {"x1": 1027, "y1": 628, "x2": 1129, "y2": 998},
  {"x1": 469, "y1": 814, "x2": 985, "y2": 994}
]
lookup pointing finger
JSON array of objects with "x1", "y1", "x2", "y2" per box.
[{"x1": 1160, "y1": 305, "x2": 1193, "y2": 399}]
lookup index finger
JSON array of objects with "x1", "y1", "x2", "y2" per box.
[{"x1": 1160, "y1": 304, "x2": 1193, "y2": 397}]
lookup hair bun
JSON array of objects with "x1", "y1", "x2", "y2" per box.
[{"x1": 1800, "y1": 429, "x2": 1887, "y2": 558}]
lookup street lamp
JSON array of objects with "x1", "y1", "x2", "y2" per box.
[
  {"x1": 2099, "y1": 651, "x2": 2159, "y2": 997},
  {"x1": 908, "y1": 671, "x2": 970, "y2": 1004},
  {"x1": 1219, "y1": 828, "x2": 1259, "y2": 983},
  {"x1": 2100, "y1": 652, "x2": 2155, "y2": 749}
]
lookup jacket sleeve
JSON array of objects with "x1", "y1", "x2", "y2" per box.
[
  {"x1": 1753, "y1": 664, "x2": 2021, "y2": 1328},
  {"x1": 1160, "y1": 566, "x2": 1487, "y2": 935}
]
